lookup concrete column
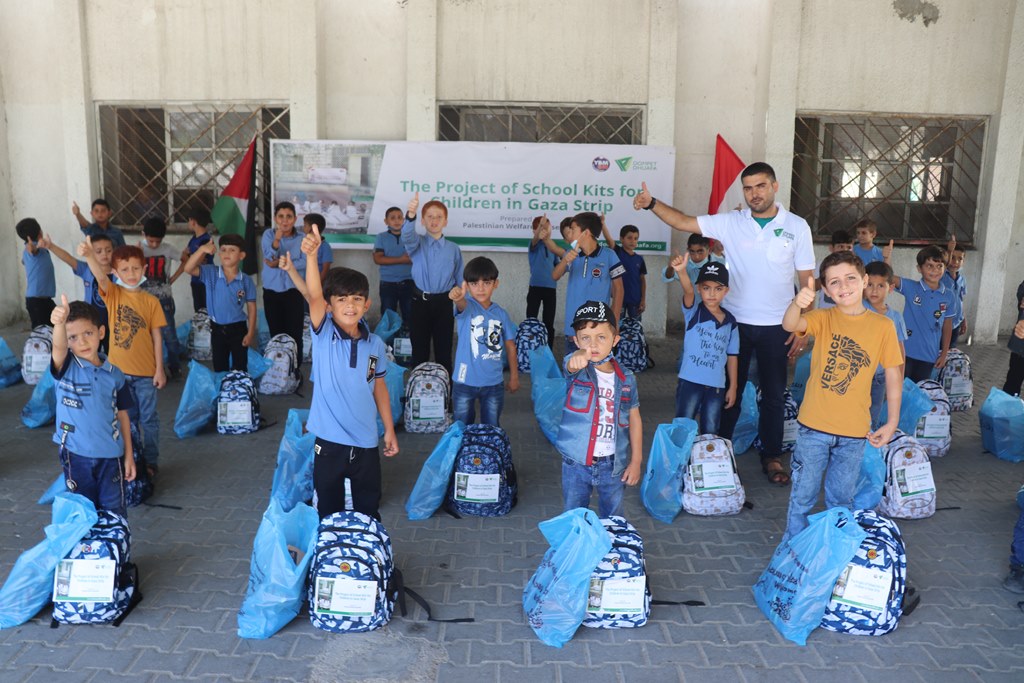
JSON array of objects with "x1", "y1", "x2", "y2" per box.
[
  {"x1": 55, "y1": 0, "x2": 97, "y2": 216},
  {"x1": 975, "y1": 0, "x2": 1024, "y2": 342},
  {"x1": 288, "y1": 0, "x2": 322, "y2": 139},
  {"x1": 406, "y1": 0, "x2": 438, "y2": 141},
  {"x1": 645, "y1": 0, "x2": 677, "y2": 147},
  {"x1": 763, "y1": 0, "x2": 803, "y2": 193},
  {"x1": 0, "y1": 49, "x2": 20, "y2": 325}
]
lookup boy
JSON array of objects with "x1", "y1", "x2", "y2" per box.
[
  {"x1": 140, "y1": 217, "x2": 184, "y2": 378},
  {"x1": 557, "y1": 301, "x2": 642, "y2": 517},
  {"x1": 183, "y1": 234, "x2": 257, "y2": 372},
  {"x1": 602, "y1": 219, "x2": 647, "y2": 320},
  {"x1": 884, "y1": 244, "x2": 958, "y2": 382},
  {"x1": 552, "y1": 212, "x2": 625, "y2": 351},
  {"x1": 303, "y1": 213, "x2": 333, "y2": 279},
  {"x1": 79, "y1": 239, "x2": 167, "y2": 476},
  {"x1": 670, "y1": 255, "x2": 738, "y2": 435},
  {"x1": 814, "y1": 230, "x2": 855, "y2": 309},
  {"x1": 50, "y1": 296, "x2": 135, "y2": 516},
  {"x1": 448, "y1": 257, "x2": 520, "y2": 426},
  {"x1": 660, "y1": 234, "x2": 726, "y2": 285},
  {"x1": 942, "y1": 237, "x2": 968, "y2": 347},
  {"x1": 1002, "y1": 279, "x2": 1024, "y2": 396},
  {"x1": 299, "y1": 224, "x2": 398, "y2": 520},
  {"x1": 864, "y1": 262, "x2": 907, "y2": 427},
  {"x1": 182, "y1": 209, "x2": 214, "y2": 313},
  {"x1": 781, "y1": 251, "x2": 903, "y2": 539},
  {"x1": 402, "y1": 192, "x2": 463, "y2": 375},
  {"x1": 373, "y1": 206, "x2": 414, "y2": 321},
  {"x1": 72, "y1": 199, "x2": 126, "y2": 248},
  {"x1": 39, "y1": 232, "x2": 115, "y2": 353},
  {"x1": 852, "y1": 218, "x2": 884, "y2": 265},
  {"x1": 527, "y1": 215, "x2": 565, "y2": 347},
  {"x1": 16, "y1": 218, "x2": 56, "y2": 328}
]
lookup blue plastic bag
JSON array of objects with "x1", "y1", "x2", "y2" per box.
[
  {"x1": 247, "y1": 348, "x2": 272, "y2": 380},
  {"x1": 0, "y1": 338, "x2": 22, "y2": 388},
  {"x1": 523, "y1": 508, "x2": 612, "y2": 647},
  {"x1": 257, "y1": 309, "x2": 271, "y2": 352},
  {"x1": 405, "y1": 421, "x2": 466, "y2": 520},
  {"x1": 176, "y1": 320, "x2": 190, "y2": 349},
  {"x1": 0, "y1": 492, "x2": 98, "y2": 629},
  {"x1": 790, "y1": 352, "x2": 811, "y2": 405},
  {"x1": 20, "y1": 371, "x2": 56, "y2": 428},
  {"x1": 879, "y1": 378, "x2": 933, "y2": 435},
  {"x1": 237, "y1": 499, "x2": 319, "y2": 639},
  {"x1": 641, "y1": 418, "x2": 698, "y2": 524},
  {"x1": 374, "y1": 309, "x2": 402, "y2": 345},
  {"x1": 731, "y1": 381, "x2": 759, "y2": 454},
  {"x1": 979, "y1": 387, "x2": 1024, "y2": 463},
  {"x1": 852, "y1": 442, "x2": 885, "y2": 510},
  {"x1": 530, "y1": 346, "x2": 564, "y2": 447},
  {"x1": 37, "y1": 473, "x2": 67, "y2": 505},
  {"x1": 173, "y1": 360, "x2": 221, "y2": 438},
  {"x1": 376, "y1": 363, "x2": 407, "y2": 437},
  {"x1": 269, "y1": 410, "x2": 317, "y2": 511},
  {"x1": 753, "y1": 507, "x2": 866, "y2": 646}
]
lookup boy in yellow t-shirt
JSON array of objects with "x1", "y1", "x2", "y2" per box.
[
  {"x1": 79, "y1": 238, "x2": 167, "y2": 477},
  {"x1": 781, "y1": 250, "x2": 903, "y2": 540}
]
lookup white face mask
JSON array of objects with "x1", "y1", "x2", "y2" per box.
[{"x1": 118, "y1": 275, "x2": 147, "y2": 290}]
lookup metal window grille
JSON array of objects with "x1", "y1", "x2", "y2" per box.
[
  {"x1": 438, "y1": 103, "x2": 644, "y2": 144},
  {"x1": 791, "y1": 113, "x2": 986, "y2": 245},
  {"x1": 98, "y1": 103, "x2": 290, "y2": 230}
]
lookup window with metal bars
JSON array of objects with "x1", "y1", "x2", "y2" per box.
[
  {"x1": 791, "y1": 113, "x2": 986, "y2": 246},
  {"x1": 438, "y1": 103, "x2": 644, "y2": 144},
  {"x1": 97, "y1": 104, "x2": 290, "y2": 231}
]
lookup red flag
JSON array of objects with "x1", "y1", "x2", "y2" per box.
[{"x1": 707, "y1": 135, "x2": 746, "y2": 214}]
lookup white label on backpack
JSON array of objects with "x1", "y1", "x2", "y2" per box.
[
  {"x1": 454, "y1": 472, "x2": 500, "y2": 503},
  {"x1": 218, "y1": 401, "x2": 251, "y2": 427},
  {"x1": 831, "y1": 563, "x2": 890, "y2": 612},
  {"x1": 194, "y1": 329, "x2": 211, "y2": 350},
  {"x1": 948, "y1": 376, "x2": 971, "y2": 396},
  {"x1": 783, "y1": 419, "x2": 798, "y2": 444},
  {"x1": 313, "y1": 576, "x2": 376, "y2": 617},
  {"x1": 594, "y1": 575, "x2": 646, "y2": 613},
  {"x1": 53, "y1": 559, "x2": 116, "y2": 602},
  {"x1": 26, "y1": 353, "x2": 49, "y2": 373},
  {"x1": 344, "y1": 478, "x2": 353, "y2": 510},
  {"x1": 689, "y1": 461, "x2": 736, "y2": 492},
  {"x1": 412, "y1": 396, "x2": 444, "y2": 420},
  {"x1": 918, "y1": 413, "x2": 950, "y2": 439},
  {"x1": 394, "y1": 337, "x2": 412, "y2": 355},
  {"x1": 896, "y1": 461, "x2": 935, "y2": 498}
]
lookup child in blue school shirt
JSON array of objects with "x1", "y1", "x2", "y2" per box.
[
  {"x1": 942, "y1": 239, "x2": 968, "y2": 347},
  {"x1": 527, "y1": 216, "x2": 567, "y2": 348},
  {"x1": 602, "y1": 219, "x2": 647, "y2": 320},
  {"x1": 38, "y1": 232, "x2": 116, "y2": 355},
  {"x1": 864, "y1": 261, "x2": 907, "y2": 427},
  {"x1": 852, "y1": 218, "x2": 885, "y2": 265},
  {"x1": 373, "y1": 206, "x2": 414, "y2": 321},
  {"x1": 670, "y1": 255, "x2": 739, "y2": 435},
  {"x1": 299, "y1": 224, "x2": 398, "y2": 520},
  {"x1": 448, "y1": 257, "x2": 520, "y2": 426},
  {"x1": 183, "y1": 209, "x2": 214, "y2": 313},
  {"x1": 16, "y1": 218, "x2": 56, "y2": 328},
  {"x1": 50, "y1": 297, "x2": 136, "y2": 516}
]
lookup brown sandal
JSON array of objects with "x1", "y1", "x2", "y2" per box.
[{"x1": 763, "y1": 459, "x2": 790, "y2": 486}]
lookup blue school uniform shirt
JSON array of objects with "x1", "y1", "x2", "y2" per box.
[
  {"x1": 261, "y1": 228, "x2": 307, "y2": 293},
  {"x1": 316, "y1": 241, "x2": 334, "y2": 272},
  {"x1": 401, "y1": 218, "x2": 463, "y2": 293},
  {"x1": 941, "y1": 271, "x2": 967, "y2": 326},
  {"x1": 307, "y1": 317, "x2": 388, "y2": 448},
  {"x1": 199, "y1": 265, "x2": 256, "y2": 325},
  {"x1": 453, "y1": 298, "x2": 517, "y2": 388},
  {"x1": 528, "y1": 241, "x2": 559, "y2": 288},
  {"x1": 187, "y1": 233, "x2": 214, "y2": 284},
  {"x1": 562, "y1": 246, "x2": 625, "y2": 337},
  {"x1": 373, "y1": 229, "x2": 413, "y2": 282},
  {"x1": 22, "y1": 249, "x2": 56, "y2": 298},
  {"x1": 853, "y1": 244, "x2": 884, "y2": 265},
  {"x1": 895, "y1": 278, "x2": 957, "y2": 363},
  {"x1": 72, "y1": 261, "x2": 115, "y2": 312},
  {"x1": 51, "y1": 353, "x2": 134, "y2": 458},
  {"x1": 613, "y1": 246, "x2": 647, "y2": 306},
  {"x1": 678, "y1": 300, "x2": 739, "y2": 389},
  {"x1": 80, "y1": 223, "x2": 126, "y2": 249},
  {"x1": 867, "y1": 301, "x2": 907, "y2": 376}
]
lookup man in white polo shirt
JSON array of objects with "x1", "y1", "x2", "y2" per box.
[{"x1": 633, "y1": 162, "x2": 816, "y2": 485}]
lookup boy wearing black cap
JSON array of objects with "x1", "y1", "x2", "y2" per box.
[
  {"x1": 555, "y1": 301, "x2": 643, "y2": 517},
  {"x1": 670, "y1": 254, "x2": 739, "y2": 435}
]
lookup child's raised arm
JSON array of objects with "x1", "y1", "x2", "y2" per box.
[
  {"x1": 77, "y1": 237, "x2": 112, "y2": 296},
  {"x1": 279, "y1": 251, "x2": 309, "y2": 298},
  {"x1": 183, "y1": 240, "x2": 216, "y2": 277},
  {"x1": 37, "y1": 234, "x2": 77, "y2": 270},
  {"x1": 600, "y1": 213, "x2": 617, "y2": 249},
  {"x1": 301, "y1": 224, "x2": 327, "y2": 328},
  {"x1": 50, "y1": 294, "x2": 70, "y2": 369},
  {"x1": 670, "y1": 251, "x2": 692, "y2": 306},
  {"x1": 448, "y1": 280, "x2": 467, "y2": 313},
  {"x1": 782, "y1": 275, "x2": 816, "y2": 333},
  {"x1": 71, "y1": 201, "x2": 89, "y2": 230}
]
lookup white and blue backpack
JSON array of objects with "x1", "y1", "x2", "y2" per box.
[
  {"x1": 878, "y1": 431, "x2": 936, "y2": 520},
  {"x1": 188, "y1": 309, "x2": 212, "y2": 361},
  {"x1": 308, "y1": 511, "x2": 397, "y2": 633},
  {"x1": 445, "y1": 424, "x2": 517, "y2": 517},
  {"x1": 123, "y1": 421, "x2": 154, "y2": 507},
  {"x1": 753, "y1": 388, "x2": 799, "y2": 453},
  {"x1": 614, "y1": 317, "x2": 651, "y2": 373},
  {"x1": 515, "y1": 318, "x2": 549, "y2": 373},
  {"x1": 583, "y1": 516, "x2": 651, "y2": 629},
  {"x1": 259, "y1": 333, "x2": 301, "y2": 395},
  {"x1": 914, "y1": 380, "x2": 951, "y2": 459},
  {"x1": 938, "y1": 348, "x2": 973, "y2": 412},
  {"x1": 52, "y1": 510, "x2": 141, "y2": 626},
  {"x1": 820, "y1": 509, "x2": 909, "y2": 636},
  {"x1": 217, "y1": 371, "x2": 260, "y2": 435},
  {"x1": 403, "y1": 362, "x2": 451, "y2": 433},
  {"x1": 21, "y1": 324, "x2": 52, "y2": 385},
  {"x1": 683, "y1": 434, "x2": 746, "y2": 516}
]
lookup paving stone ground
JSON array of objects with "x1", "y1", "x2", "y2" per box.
[{"x1": 1, "y1": 321, "x2": 1023, "y2": 682}]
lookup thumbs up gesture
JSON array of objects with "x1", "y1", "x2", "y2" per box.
[
  {"x1": 407, "y1": 191, "x2": 420, "y2": 219},
  {"x1": 670, "y1": 250, "x2": 688, "y2": 273},
  {"x1": 449, "y1": 281, "x2": 466, "y2": 303},
  {"x1": 301, "y1": 223, "x2": 321, "y2": 256},
  {"x1": 794, "y1": 275, "x2": 816, "y2": 309},
  {"x1": 633, "y1": 182, "x2": 652, "y2": 211},
  {"x1": 76, "y1": 236, "x2": 92, "y2": 258},
  {"x1": 51, "y1": 294, "x2": 70, "y2": 326},
  {"x1": 882, "y1": 239, "x2": 894, "y2": 261}
]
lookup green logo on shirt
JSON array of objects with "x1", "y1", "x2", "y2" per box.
[{"x1": 774, "y1": 228, "x2": 783, "y2": 237}]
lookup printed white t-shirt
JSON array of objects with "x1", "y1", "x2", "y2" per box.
[{"x1": 592, "y1": 369, "x2": 617, "y2": 458}]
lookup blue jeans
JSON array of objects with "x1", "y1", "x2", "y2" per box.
[
  {"x1": 623, "y1": 303, "x2": 642, "y2": 321},
  {"x1": 158, "y1": 295, "x2": 181, "y2": 373},
  {"x1": 125, "y1": 375, "x2": 160, "y2": 466},
  {"x1": 561, "y1": 455, "x2": 624, "y2": 518},
  {"x1": 784, "y1": 425, "x2": 866, "y2": 541},
  {"x1": 869, "y1": 372, "x2": 886, "y2": 430},
  {"x1": 379, "y1": 279, "x2": 414, "y2": 322},
  {"x1": 719, "y1": 323, "x2": 790, "y2": 464},
  {"x1": 62, "y1": 449, "x2": 126, "y2": 517},
  {"x1": 675, "y1": 378, "x2": 725, "y2": 435},
  {"x1": 452, "y1": 382, "x2": 504, "y2": 427}
]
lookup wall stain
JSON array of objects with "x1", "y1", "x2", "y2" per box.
[{"x1": 892, "y1": 0, "x2": 941, "y2": 27}]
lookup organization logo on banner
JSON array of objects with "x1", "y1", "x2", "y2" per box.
[
  {"x1": 592, "y1": 157, "x2": 610, "y2": 172},
  {"x1": 616, "y1": 156, "x2": 658, "y2": 172},
  {"x1": 616, "y1": 156, "x2": 633, "y2": 172}
]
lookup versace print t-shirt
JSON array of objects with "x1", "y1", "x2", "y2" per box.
[
  {"x1": 796, "y1": 307, "x2": 903, "y2": 438},
  {"x1": 99, "y1": 284, "x2": 167, "y2": 377}
]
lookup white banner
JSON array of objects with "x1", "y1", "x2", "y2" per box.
[{"x1": 271, "y1": 140, "x2": 675, "y2": 253}]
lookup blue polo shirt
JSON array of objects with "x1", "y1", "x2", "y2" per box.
[
  {"x1": 679, "y1": 300, "x2": 739, "y2": 388},
  {"x1": 373, "y1": 229, "x2": 413, "y2": 282},
  {"x1": 895, "y1": 278, "x2": 957, "y2": 363},
  {"x1": 198, "y1": 265, "x2": 256, "y2": 325},
  {"x1": 80, "y1": 223, "x2": 126, "y2": 249},
  {"x1": 22, "y1": 249, "x2": 55, "y2": 298},
  {"x1": 528, "y1": 241, "x2": 559, "y2": 288},
  {"x1": 853, "y1": 244, "x2": 885, "y2": 265},
  {"x1": 51, "y1": 354, "x2": 134, "y2": 458},
  {"x1": 453, "y1": 298, "x2": 517, "y2": 388},
  {"x1": 260, "y1": 228, "x2": 307, "y2": 293},
  {"x1": 941, "y1": 271, "x2": 967, "y2": 326},
  {"x1": 562, "y1": 245, "x2": 624, "y2": 337},
  {"x1": 307, "y1": 317, "x2": 388, "y2": 448},
  {"x1": 72, "y1": 261, "x2": 114, "y2": 312},
  {"x1": 867, "y1": 301, "x2": 907, "y2": 376},
  {"x1": 187, "y1": 233, "x2": 214, "y2": 284},
  {"x1": 613, "y1": 246, "x2": 647, "y2": 306},
  {"x1": 316, "y1": 241, "x2": 334, "y2": 272},
  {"x1": 401, "y1": 218, "x2": 463, "y2": 293}
]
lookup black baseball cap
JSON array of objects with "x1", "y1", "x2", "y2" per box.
[
  {"x1": 695, "y1": 261, "x2": 729, "y2": 287},
  {"x1": 572, "y1": 300, "x2": 616, "y2": 329}
]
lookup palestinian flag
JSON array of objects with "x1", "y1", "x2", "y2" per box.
[
  {"x1": 707, "y1": 134, "x2": 746, "y2": 214},
  {"x1": 211, "y1": 137, "x2": 258, "y2": 273}
]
